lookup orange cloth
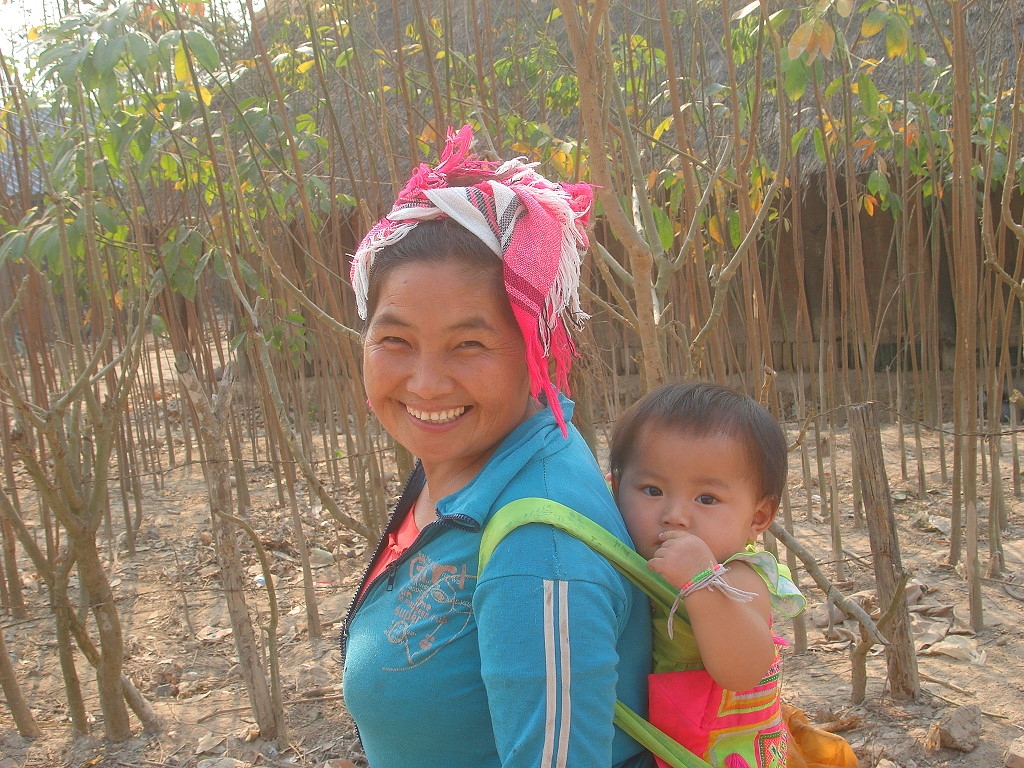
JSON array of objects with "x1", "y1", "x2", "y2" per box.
[
  {"x1": 361, "y1": 507, "x2": 420, "y2": 596},
  {"x1": 782, "y1": 703, "x2": 858, "y2": 768}
]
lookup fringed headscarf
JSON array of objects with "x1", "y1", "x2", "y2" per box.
[{"x1": 350, "y1": 125, "x2": 593, "y2": 437}]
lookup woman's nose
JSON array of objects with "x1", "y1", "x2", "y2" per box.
[{"x1": 407, "y1": 353, "x2": 454, "y2": 398}]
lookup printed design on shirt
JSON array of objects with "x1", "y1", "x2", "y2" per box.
[{"x1": 383, "y1": 551, "x2": 475, "y2": 669}]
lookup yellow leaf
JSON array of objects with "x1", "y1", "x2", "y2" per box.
[
  {"x1": 815, "y1": 19, "x2": 835, "y2": 61},
  {"x1": 861, "y1": 13, "x2": 885, "y2": 38},
  {"x1": 174, "y1": 45, "x2": 189, "y2": 83},
  {"x1": 550, "y1": 150, "x2": 573, "y2": 177},
  {"x1": 28, "y1": 26, "x2": 41, "y2": 40},
  {"x1": 646, "y1": 169, "x2": 658, "y2": 191},
  {"x1": 297, "y1": 59, "x2": 315, "y2": 73},
  {"x1": 835, "y1": 0, "x2": 854, "y2": 17},
  {"x1": 788, "y1": 20, "x2": 815, "y2": 60},
  {"x1": 708, "y1": 215, "x2": 724, "y2": 245},
  {"x1": 420, "y1": 123, "x2": 439, "y2": 146},
  {"x1": 653, "y1": 116, "x2": 673, "y2": 141},
  {"x1": 114, "y1": 289, "x2": 124, "y2": 310},
  {"x1": 199, "y1": 86, "x2": 212, "y2": 105},
  {"x1": 859, "y1": 58, "x2": 880, "y2": 74},
  {"x1": 862, "y1": 194, "x2": 876, "y2": 215}
]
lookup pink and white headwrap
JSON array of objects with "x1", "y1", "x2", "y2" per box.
[{"x1": 350, "y1": 125, "x2": 593, "y2": 437}]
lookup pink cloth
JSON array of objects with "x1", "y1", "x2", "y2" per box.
[
  {"x1": 648, "y1": 648, "x2": 787, "y2": 768},
  {"x1": 350, "y1": 125, "x2": 593, "y2": 435}
]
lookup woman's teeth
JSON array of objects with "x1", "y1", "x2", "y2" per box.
[{"x1": 407, "y1": 406, "x2": 466, "y2": 423}]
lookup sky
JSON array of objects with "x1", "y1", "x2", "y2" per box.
[{"x1": 0, "y1": 0, "x2": 51, "y2": 57}]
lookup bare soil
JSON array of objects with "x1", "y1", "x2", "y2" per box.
[{"x1": 2, "y1": 417, "x2": 1023, "y2": 768}]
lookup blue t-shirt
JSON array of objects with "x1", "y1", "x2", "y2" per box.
[{"x1": 342, "y1": 397, "x2": 653, "y2": 768}]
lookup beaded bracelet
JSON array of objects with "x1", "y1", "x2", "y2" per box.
[{"x1": 666, "y1": 562, "x2": 758, "y2": 639}]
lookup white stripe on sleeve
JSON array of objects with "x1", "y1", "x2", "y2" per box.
[{"x1": 542, "y1": 580, "x2": 557, "y2": 767}]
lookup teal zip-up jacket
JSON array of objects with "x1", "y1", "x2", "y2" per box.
[{"x1": 341, "y1": 397, "x2": 653, "y2": 768}]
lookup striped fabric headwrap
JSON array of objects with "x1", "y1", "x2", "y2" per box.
[{"x1": 350, "y1": 125, "x2": 593, "y2": 437}]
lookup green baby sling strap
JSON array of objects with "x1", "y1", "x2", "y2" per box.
[{"x1": 478, "y1": 498, "x2": 714, "y2": 768}]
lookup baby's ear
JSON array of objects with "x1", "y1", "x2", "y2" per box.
[
  {"x1": 605, "y1": 471, "x2": 618, "y2": 495},
  {"x1": 750, "y1": 496, "x2": 778, "y2": 536}
]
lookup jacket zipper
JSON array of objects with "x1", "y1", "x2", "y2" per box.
[
  {"x1": 338, "y1": 463, "x2": 484, "y2": 654},
  {"x1": 339, "y1": 462, "x2": 424, "y2": 654}
]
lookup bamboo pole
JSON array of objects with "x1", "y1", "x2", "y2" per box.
[{"x1": 848, "y1": 403, "x2": 919, "y2": 700}]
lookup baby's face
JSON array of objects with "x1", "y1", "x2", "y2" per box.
[{"x1": 615, "y1": 426, "x2": 773, "y2": 562}]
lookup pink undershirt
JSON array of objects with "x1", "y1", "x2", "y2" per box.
[{"x1": 362, "y1": 504, "x2": 421, "y2": 592}]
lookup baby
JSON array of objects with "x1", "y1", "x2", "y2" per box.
[{"x1": 610, "y1": 382, "x2": 805, "y2": 768}]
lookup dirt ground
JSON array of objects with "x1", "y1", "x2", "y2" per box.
[{"x1": 2, "y1": 415, "x2": 1023, "y2": 768}]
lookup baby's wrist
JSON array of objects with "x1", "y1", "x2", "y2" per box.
[{"x1": 678, "y1": 563, "x2": 726, "y2": 598}]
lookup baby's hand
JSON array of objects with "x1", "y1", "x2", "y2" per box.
[{"x1": 646, "y1": 530, "x2": 717, "y2": 591}]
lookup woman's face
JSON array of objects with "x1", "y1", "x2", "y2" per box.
[{"x1": 363, "y1": 258, "x2": 533, "y2": 489}]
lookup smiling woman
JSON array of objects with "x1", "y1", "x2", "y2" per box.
[
  {"x1": 339, "y1": 126, "x2": 654, "y2": 768},
  {"x1": 363, "y1": 255, "x2": 535, "y2": 505}
]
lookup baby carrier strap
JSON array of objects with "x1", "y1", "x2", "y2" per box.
[{"x1": 478, "y1": 497, "x2": 713, "y2": 768}]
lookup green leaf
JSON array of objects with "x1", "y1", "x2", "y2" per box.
[
  {"x1": 36, "y1": 41, "x2": 77, "y2": 75},
  {"x1": 177, "y1": 89, "x2": 194, "y2": 121},
  {"x1": 151, "y1": 314, "x2": 168, "y2": 338},
  {"x1": 184, "y1": 30, "x2": 220, "y2": 72},
  {"x1": 784, "y1": 58, "x2": 808, "y2": 101},
  {"x1": 56, "y1": 48, "x2": 89, "y2": 86},
  {"x1": 0, "y1": 230, "x2": 28, "y2": 268},
  {"x1": 239, "y1": 258, "x2": 260, "y2": 290},
  {"x1": 727, "y1": 210, "x2": 742, "y2": 249},
  {"x1": 768, "y1": 9, "x2": 792, "y2": 30},
  {"x1": 126, "y1": 31, "x2": 153, "y2": 66},
  {"x1": 790, "y1": 126, "x2": 811, "y2": 157},
  {"x1": 212, "y1": 247, "x2": 228, "y2": 279},
  {"x1": 867, "y1": 169, "x2": 890, "y2": 197},
  {"x1": 39, "y1": 228, "x2": 63, "y2": 275},
  {"x1": 335, "y1": 47, "x2": 353, "y2": 68},
  {"x1": 857, "y1": 73, "x2": 880, "y2": 117},
  {"x1": 95, "y1": 202, "x2": 120, "y2": 233},
  {"x1": 97, "y1": 74, "x2": 120, "y2": 114},
  {"x1": 652, "y1": 206, "x2": 674, "y2": 253},
  {"x1": 92, "y1": 35, "x2": 124, "y2": 75},
  {"x1": 885, "y1": 15, "x2": 910, "y2": 58},
  {"x1": 812, "y1": 127, "x2": 827, "y2": 163}
]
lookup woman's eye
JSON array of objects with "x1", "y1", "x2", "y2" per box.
[
  {"x1": 640, "y1": 486, "x2": 663, "y2": 497},
  {"x1": 456, "y1": 339, "x2": 484, "y2": 349},
  {"x1": 379, "y1": 335, "x2": 407, "y2": 346},
  {"x1": 697, "y1": 494, "x2": 718, "y2": 505}
]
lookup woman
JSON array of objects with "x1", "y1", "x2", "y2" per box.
[{"x1": 340, "y1": 126, "x2": 653, "y2": 768}]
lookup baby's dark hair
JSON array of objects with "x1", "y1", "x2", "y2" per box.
[{"x1": 609, "y1": 381, "x2": 788, "y2": 507}]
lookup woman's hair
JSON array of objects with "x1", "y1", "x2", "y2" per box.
[
  {"x1": 609, "y1": 381, "x2": 788, "y2": 506},
  {"x1": 364, "y1": 219, "x2": 505, "y2": 321}
]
